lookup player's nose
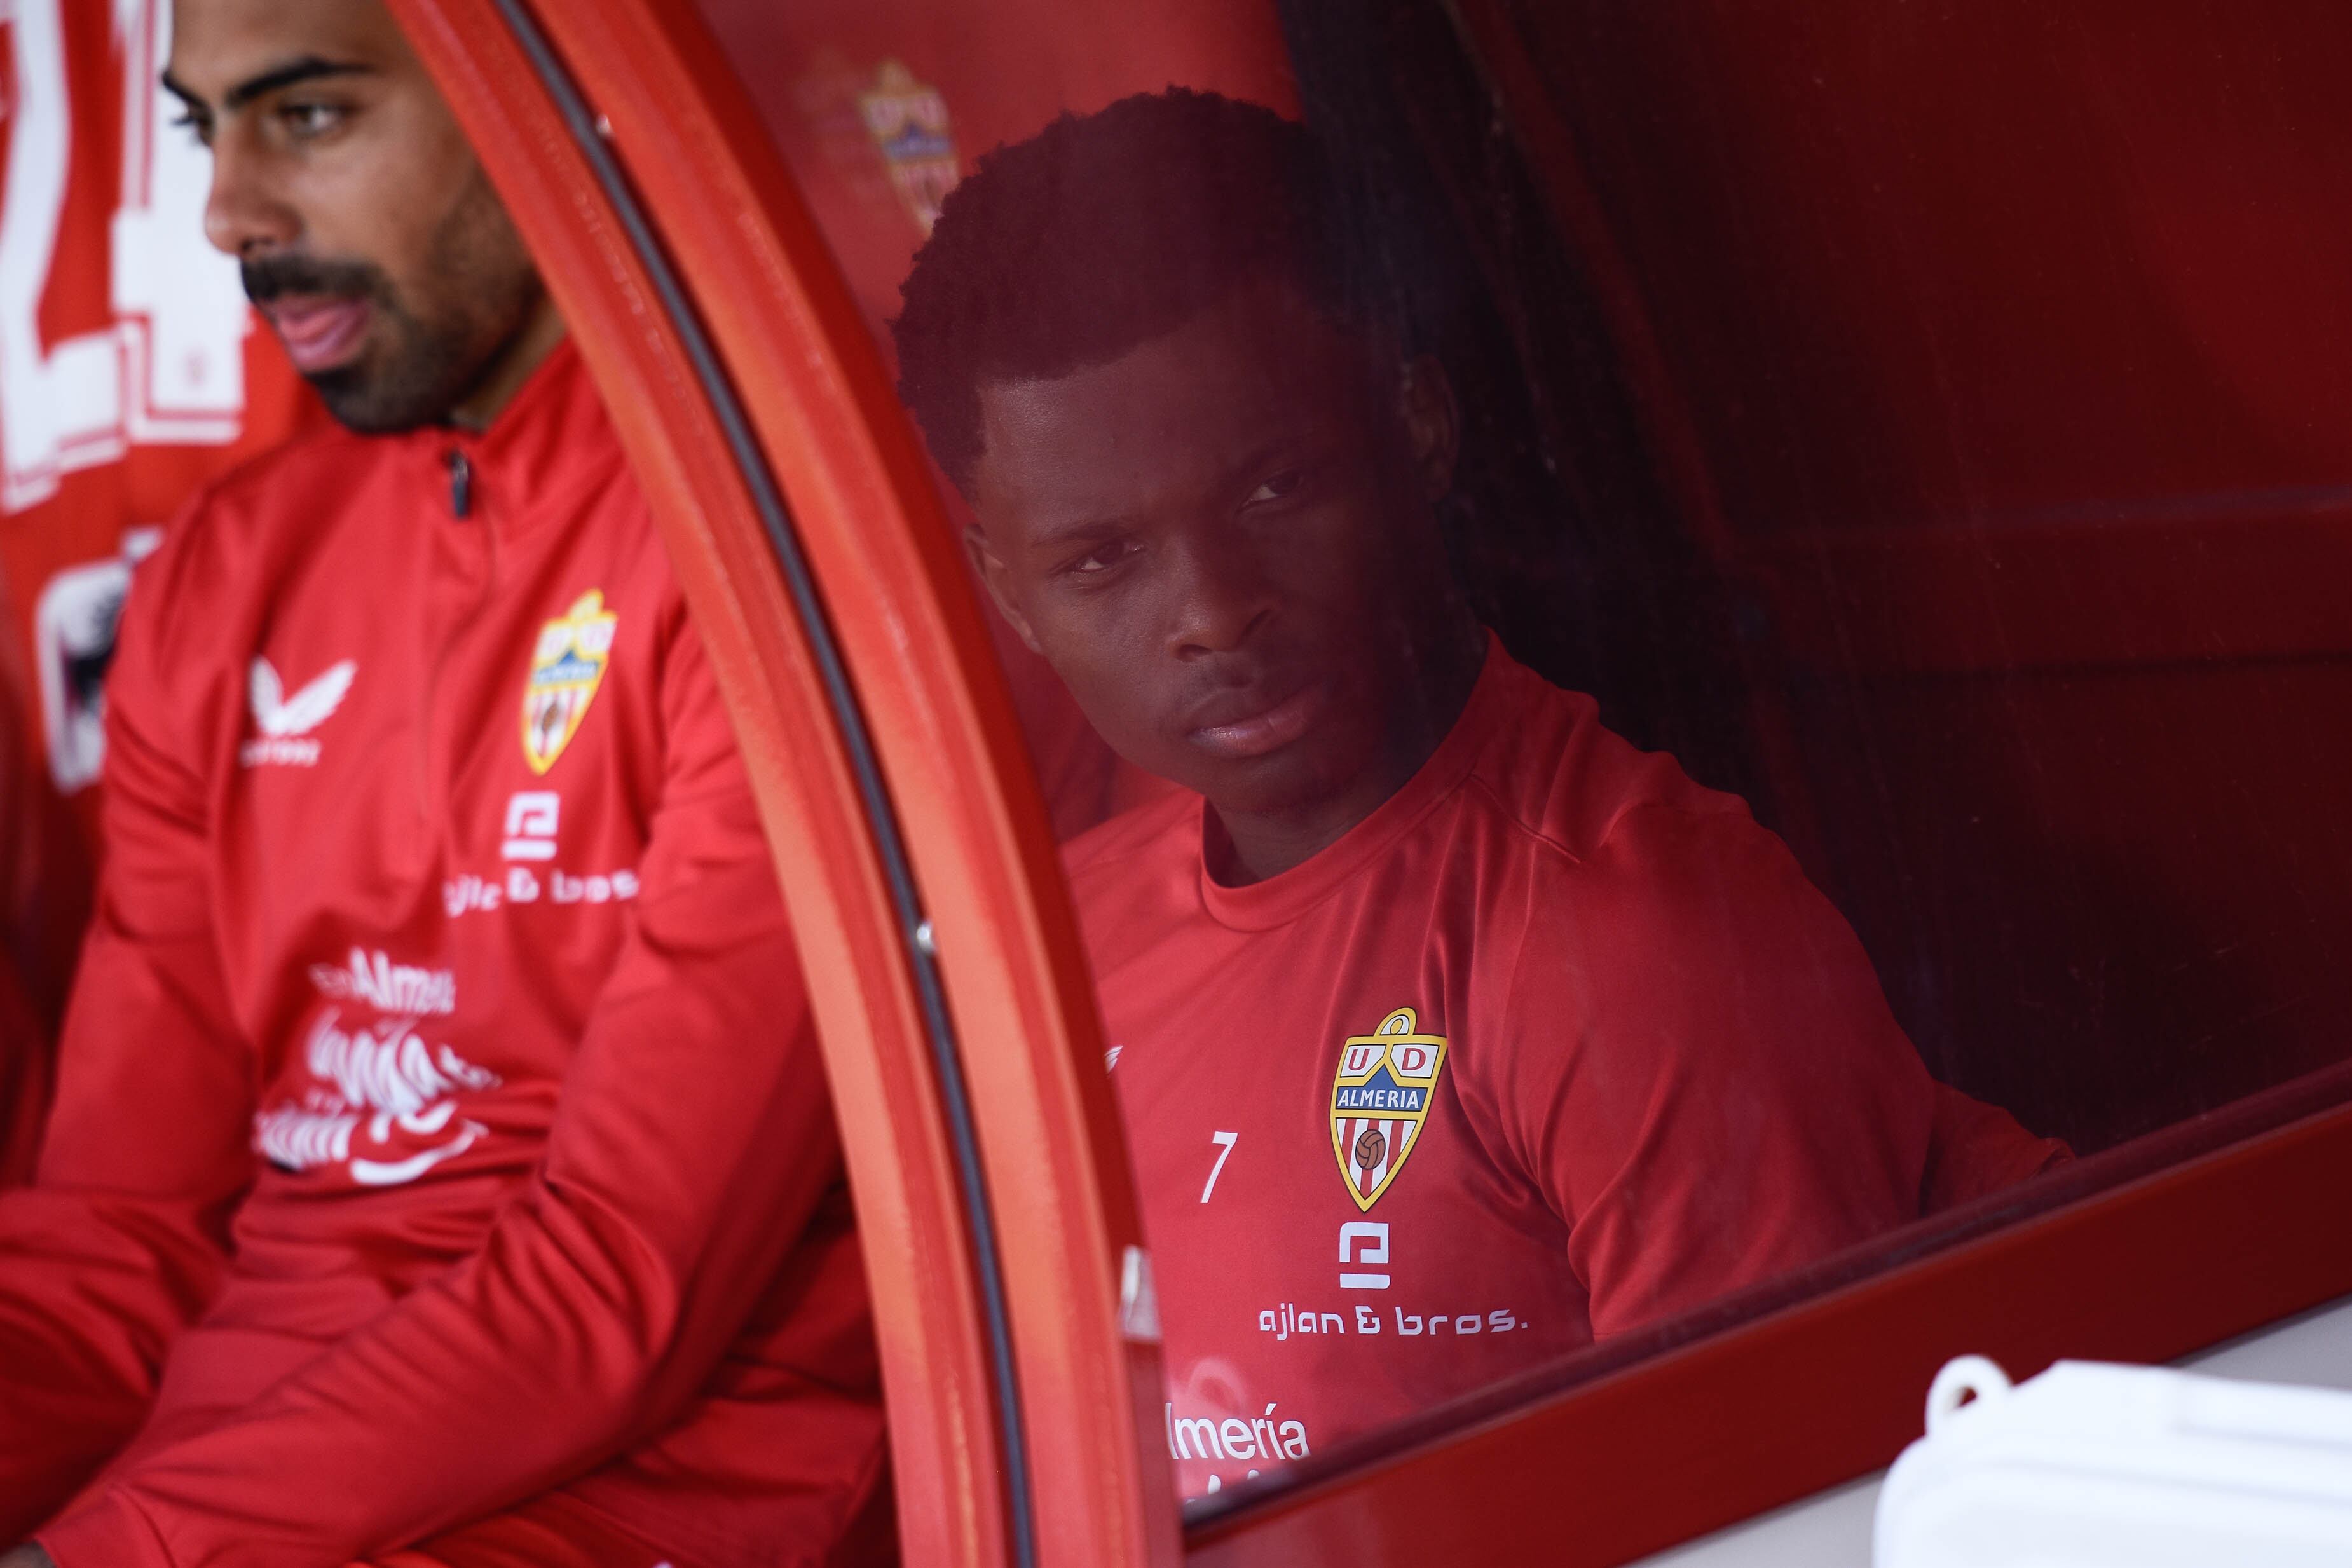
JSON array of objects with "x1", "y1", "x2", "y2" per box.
[
  {"x1": 1166, "y1": 531, "x2": 1277, "y2": 659},
  {"x1": 203, "y1": 125, "x2": 301, "y2": 260}
]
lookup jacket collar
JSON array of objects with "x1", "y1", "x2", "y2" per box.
[{"x1": 393, "y1": 336, "x2": 624, "y2": 535}]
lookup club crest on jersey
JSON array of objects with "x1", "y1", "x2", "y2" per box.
[
  {"x1": 1329, "y1": 1007, "x2": 1449, "y2": 1211},
  {"x1": 521, "y1": 590, "x2": 616, "y2": 775}
]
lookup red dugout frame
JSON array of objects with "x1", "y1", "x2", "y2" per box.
[{"x1": 381, "y1": 2, "x2": 2352, "y2": 1564}]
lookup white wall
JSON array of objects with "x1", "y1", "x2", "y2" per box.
[{"x1": 1631, "y1": 1292, "x2": 2352, "y2": 1568}]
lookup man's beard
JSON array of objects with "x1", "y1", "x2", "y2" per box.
[{"x1": 242, "y1": 184, "x2": 543, "y2": 435}]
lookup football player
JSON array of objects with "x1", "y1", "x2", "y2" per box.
[
  {"x1": 0, "y1": 2, "x2": 885, "y2": 1564},
  {"x1": 893, "y1": 88, "x2": 2068, "y2": 1500}
]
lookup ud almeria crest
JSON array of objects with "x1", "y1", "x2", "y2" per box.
[
  {"x1": 1330, "y1": 1007, "x2": 1449, "y2": 1211},
  {"x1": 521, "y1": 590, "x2": 617, "y2": 775}
]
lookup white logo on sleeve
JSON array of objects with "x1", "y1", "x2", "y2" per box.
[{"x1": 241, "y1": 656, "x2": 355, "y2": 767}]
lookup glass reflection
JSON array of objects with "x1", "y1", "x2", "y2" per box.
[
  {"x1": 889, "y1": 91, "x2": 2064, "y2": 1501},
  {"x1": 700, "y1": 0, "x2": 1294, "y2": 838},
  {"x1": 701, "y1": 0, "x2": 2352, "y2": 1517}
]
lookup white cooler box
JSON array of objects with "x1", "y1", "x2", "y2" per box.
[{"x1": 1875, "y1": 1354, "x2": 2352, "y2": 1567}]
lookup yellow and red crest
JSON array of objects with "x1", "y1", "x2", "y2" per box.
[
  {"x1": 1330, "y1": 1007, "x2": 1449, "y2": 1211},
  {"x1": 521, "y1": 590, "x2": 616, "y2": 775},
  {"x1": 858, "y1": 60, "x2": 960, "y2": 235}
]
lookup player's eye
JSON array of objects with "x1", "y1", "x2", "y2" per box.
[
  {"x1": 1245, "y1": 467, "x2": 1306, "y2": 507},
  {"x1": 280, "y1": 100, "x2": 347, "y2": 140},
  {"x1": 171, "y1": 110, "x2": 214, "y2": 148},
  {"x1": 1066, "y1": 538, "x2": 1139, "y2": 576}
]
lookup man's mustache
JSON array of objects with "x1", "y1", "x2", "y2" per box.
[{"x1": 240, "y1": 254, "x2": 385, "y2": 307}]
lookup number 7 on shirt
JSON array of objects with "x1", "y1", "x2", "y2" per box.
[{"x1": 1201, "y1": 1130, "x2": 1239, "y2": 1203}]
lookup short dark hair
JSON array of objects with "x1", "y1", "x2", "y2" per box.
[{"x1": 891, "y1": 89, "x2": 1359, "y2": 496}]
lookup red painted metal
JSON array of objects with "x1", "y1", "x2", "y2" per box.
[{"x1": 386, "y1": 2, "x2": 1176, "y2": 1565}]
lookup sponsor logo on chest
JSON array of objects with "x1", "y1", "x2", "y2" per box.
[
  {"x1": 442, "y1": 787, "x2": 642, "y2": 917},
  {"x1": 1330, "y1": 1007, "x2": 1449, "y2": 1211},
  {"x1": 307, "y1": 946, "x2": 456, "y2": 1015},
  {"x1": 251, "y1": 946, "x2": 498, "y2": 1188}
]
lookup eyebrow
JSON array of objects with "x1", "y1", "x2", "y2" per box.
[
  {"x1": 161, "y1": 57, "x2": 373, "y2": 114},
  {"x1": 1023, "y1": 512, "x2": 1142, "y2": 552},
  {"x1": 1017, "y1": 436, "x2": 1310, "y2": 553}
]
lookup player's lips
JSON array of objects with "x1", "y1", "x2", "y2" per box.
[
  {"x1": 263, "y1": 295, "x2": 371, "y2": 372},
  {"x1": 1187, "y1": 679, "x2": 1332, "y2": 760}
]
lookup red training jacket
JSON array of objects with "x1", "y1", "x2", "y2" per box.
[
  {"x1": 0, "y1": 342, "x2": 884, "y2": 1567},
  {"x1": 1066, "y1": 635, "x2": 2067, "y2": 1499}
]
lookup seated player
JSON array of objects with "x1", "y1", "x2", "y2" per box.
[
  {"x1": 0, "y1": 3, "x2": 884, "y2": 1564},
  {"x1": 891, "y1": 89, "x2": 2068, "y2": 1499}
]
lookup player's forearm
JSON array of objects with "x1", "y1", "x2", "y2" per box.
[
  {"x1": 0, "y1": 1045, "x2": 243, "y2": 1543},
  {"x1": 34, "y1": 1241, "x2": 684, "y2": 1566},
  {"x1": 4, "y1": 1542, "x2": 58, "y2": 1567},
  {"x1": 0, "y1": 1184, "x2": 231, "y2": 1543},
  {"x1": 41, "y1": 1171, "x2": 837, "y2": 1568},
  {"x1": 0, "y1": 1371, "x2": 146, "y2": 1548},
  {"x1": 40, "y1": 960, "x2": 844, "y2": 1567},
  {"x1": 34, "y1": 1241, "x2": 682, "y2": 1560}
]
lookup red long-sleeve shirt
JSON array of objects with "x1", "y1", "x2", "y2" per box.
[{"x1": 0, "y1": 343, "x2": 885, "y2": 1567}]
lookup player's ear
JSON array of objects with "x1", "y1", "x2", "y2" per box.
[
  {"x1": 1398, "y1": 353, "x2": 1460, "y2": 503},
  {"x1": 964, "y1": 523, "x2": 1044, "y2": 654}
]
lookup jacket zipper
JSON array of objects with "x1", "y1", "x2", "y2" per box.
[
  {"x1": 418, "y1": 447, "x2": 494, "y2": 837},
  {"x1": 446, "y1": 449, "x2": 473, "y2": 519}
]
